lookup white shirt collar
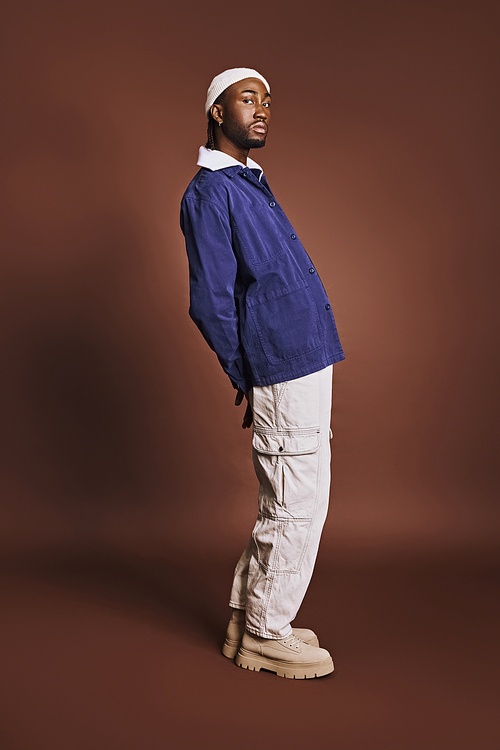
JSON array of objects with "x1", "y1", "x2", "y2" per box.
[{"x1": 197, "y1": 146, "x2": 263, "y2": 180}]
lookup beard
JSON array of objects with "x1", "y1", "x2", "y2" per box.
[
  {"x1": 223, "y1": 119, "x2": 267, "y2": 149},
  {"x1": 244, "y1": 137, "x2": 267, "y2": 149}
]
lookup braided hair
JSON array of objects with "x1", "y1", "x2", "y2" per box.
[
  {"x1": 205, "y1": 115, "x2": 217, "y2": 150},
  {"x1": 205, "y1": 93, "x2": 224, "y2": 150}
]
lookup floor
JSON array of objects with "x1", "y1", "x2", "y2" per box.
[{"x1": 0, "y1": 544, "x2": 498, "y2": 750}]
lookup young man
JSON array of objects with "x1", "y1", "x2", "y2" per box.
[{"x1": 180, "y1": 68, "x2": 344, "y2": 679}]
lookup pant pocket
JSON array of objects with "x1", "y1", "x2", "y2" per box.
[{"x1": 251, "y1": 429, "x2": 320, "y2": 574}]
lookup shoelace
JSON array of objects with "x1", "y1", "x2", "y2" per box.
[{"x1": 281, "y1": 634, "x2": 302, "y2": 650}]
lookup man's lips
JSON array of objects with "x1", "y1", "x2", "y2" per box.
[{"x1": 251, "y1": 122, "x2": 267, "y2": 134}]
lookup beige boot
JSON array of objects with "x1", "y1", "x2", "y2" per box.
[
  {"x1": 222, "y1": 609, "x2": 319, "y2": 659},
  {"x1": 235, "y1": 631, "x2": 334, "y2": 679}
]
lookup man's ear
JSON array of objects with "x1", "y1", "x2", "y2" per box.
[{"x1": 210, "y1": 103, "x2": 223, "y2": 123}]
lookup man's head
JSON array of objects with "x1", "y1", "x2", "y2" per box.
[{"x1": 205, "y1": 68, "x2": 271, "y2": 153}]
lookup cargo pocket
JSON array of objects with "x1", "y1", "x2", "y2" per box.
[{"x1": 251, "y1": 429, "x2": 320, "y2": 574}]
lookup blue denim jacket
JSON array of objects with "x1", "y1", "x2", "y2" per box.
[{"x1": 180, "y1": 150, "x2": 345, "y2": 393}]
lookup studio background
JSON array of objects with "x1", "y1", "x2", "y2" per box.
[{"x1": 1, "y1": 1, "x2": 499, "y2": 748}]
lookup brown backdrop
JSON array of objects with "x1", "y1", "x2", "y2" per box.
[{"x1": 1, "y1": 1, "x2": 499, "y2": 748}]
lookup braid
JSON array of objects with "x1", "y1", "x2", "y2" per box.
[
  {"x1": 205, "y1": 93, "x2": 224, "y2": 150},
  {"x1": 206, "y1": 116, "x2": 216, "y2": 150}
]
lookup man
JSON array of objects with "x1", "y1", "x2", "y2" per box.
[{"x1": 180, "y1": 68, "x2": 344, "y2": 679}]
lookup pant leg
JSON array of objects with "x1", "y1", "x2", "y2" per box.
[{"x1": 229, "y1": 365, "x2": 333, "y2": 638}]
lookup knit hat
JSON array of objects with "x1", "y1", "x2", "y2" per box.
[{"x1": 205, "y1": 67, "x2": 271, "y2": 115}]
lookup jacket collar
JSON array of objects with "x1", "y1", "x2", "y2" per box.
[{"x1": 197, "y1": 146, "x2": 263, "y2": 181}]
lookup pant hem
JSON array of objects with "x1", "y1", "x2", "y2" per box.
[{"x1": 244, "y1": 624, "x2": 293, "y2": 640}]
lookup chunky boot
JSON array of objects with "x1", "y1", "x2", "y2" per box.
[
  {"x1": 235, "y1": 631, "x2": 334, "y2": 679},
  {"x1": 222, "y1": 610, "x2": 319, "y2": 659}
]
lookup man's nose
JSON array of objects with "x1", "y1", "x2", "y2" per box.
[{"x1": 254, "y1": 101, "x2": 267, "y2": 119}]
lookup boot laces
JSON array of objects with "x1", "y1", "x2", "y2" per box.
[{"x1": 281, "y1": 634, "x2": 302, "y2": 650}]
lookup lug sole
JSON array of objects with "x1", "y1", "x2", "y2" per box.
[
  {"x1": 222, "y1": 632, "x2": 320, "y2": 660},
  {"x1": 235, "y1": 648, "x2": 334, "y2": 679}
]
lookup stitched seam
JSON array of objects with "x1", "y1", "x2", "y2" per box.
[
  {"x1": 258, "y1": 511, "x2": 313, "y2": 522},
  {"x1": 260, "y1": 571, "x2": 275, "y2": 635},
  {"x1": 275, "y1": 381, "x2": 288, "y2": 412},
  {"x1": 182, "y1": 195, "x2": 228, "y2": 215}
]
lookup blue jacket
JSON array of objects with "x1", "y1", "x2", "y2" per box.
[{"x1": 180, "y1": 149, "x2": 345, "y2": 393}]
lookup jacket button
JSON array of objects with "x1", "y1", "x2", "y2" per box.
[
  {"x1": 309, "y1": 267, "x2": 315, "y2": 274},
  {"x1": 269, "y1": 201, "x2": 276, "y2": 207},
  {"x1": 291, "y1": 234, "x2": 296, "y2": 240},
  {"x1": 278, "y1": 446, "x2": 284, "y2": 452},
  {"x1": 325, "y1": 303, "x2": 331, "y2": 310}
]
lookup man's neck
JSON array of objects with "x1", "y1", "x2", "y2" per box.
[{"x1": 214, "y1": 136, "x2": 249, "y2": 165}]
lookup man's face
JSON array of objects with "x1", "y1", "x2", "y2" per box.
[{"x1": 215, "y1": 77, "x2": 271, "y2": 150}]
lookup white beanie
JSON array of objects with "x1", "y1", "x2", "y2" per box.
[{"x1": 205, "y1": 67, "x2": 270, "y2": 115}]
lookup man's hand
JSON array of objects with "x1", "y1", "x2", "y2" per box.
[{"x1": 235, "y1": 387, "x2": 253, "y2": 429}]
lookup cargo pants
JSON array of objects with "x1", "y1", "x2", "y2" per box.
[{"x1": 229, "y1": 365, "x2": 333, "y2": 638}]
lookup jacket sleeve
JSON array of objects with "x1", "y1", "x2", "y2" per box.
[{"x1": 180, "y1": 196, "x2": 251, "y2": 394}]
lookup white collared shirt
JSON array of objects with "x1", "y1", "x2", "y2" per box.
[{"x1": 197, "y1": 146, "x2": 264, "y2": 181}]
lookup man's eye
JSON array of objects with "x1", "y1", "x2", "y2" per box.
[
  {"x1": 243, "y1": 98, "x2": 254, "y2": 104},
  {"x1": 263, "y1": 102, "x2": 270, "y2": 108}
]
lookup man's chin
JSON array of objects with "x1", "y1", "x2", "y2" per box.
[{"x1": 245, "y1": 137, "x2": 267, "y2": 149}]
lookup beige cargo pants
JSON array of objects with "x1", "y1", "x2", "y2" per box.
[{"x1": 229, "y1": 365, "x2": 333, "y2": 638}]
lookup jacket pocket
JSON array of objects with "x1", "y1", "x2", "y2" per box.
[
  {"x1": 247, "y1": 280, "x2": 323, "y2": 365},
  {"x1": 231, "y1": 209, "x2": 288, "y2": 265}
]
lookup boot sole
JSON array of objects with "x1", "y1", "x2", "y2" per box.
[
  {"x1": 222, "y1": 633, "x2": 320, "y2": 660},
  {"x1": 235, "y1": 648, "x2": 334, "y2": 679}
]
